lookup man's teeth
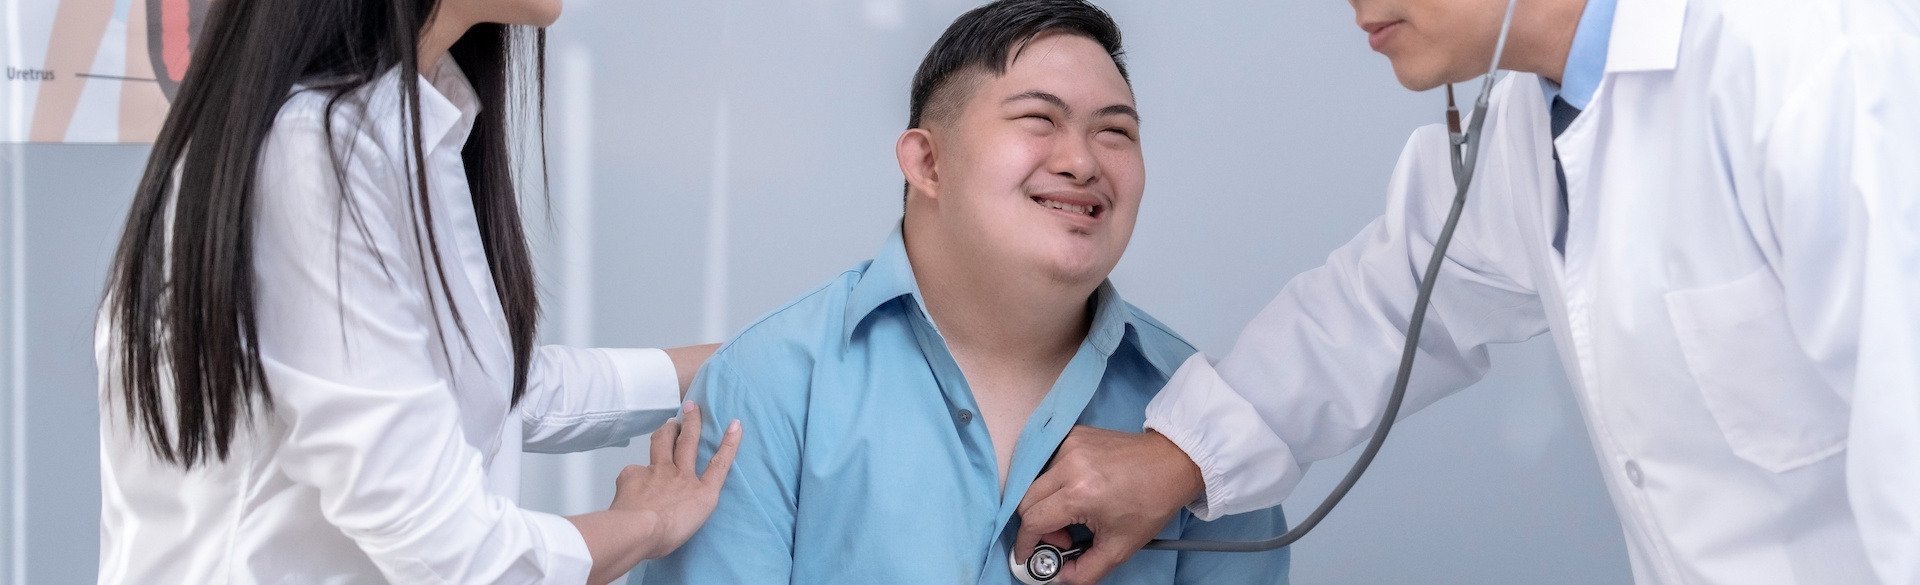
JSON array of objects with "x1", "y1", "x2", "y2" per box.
[{"x1": 1036, "y1": 198, "x2": 1096, "y2": 216}]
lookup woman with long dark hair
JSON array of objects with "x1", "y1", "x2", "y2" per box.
[{"x1": 94, "y1": 0, "x2": 739, "y2": 582}]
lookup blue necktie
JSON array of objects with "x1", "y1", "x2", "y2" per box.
[{"x1": 1549, "y1": 97, "x2": 1582, "y2": 254}]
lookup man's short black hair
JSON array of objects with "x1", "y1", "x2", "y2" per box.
[{"x1": 907, "y1": 0, "x2": 1128, "y2": 130}]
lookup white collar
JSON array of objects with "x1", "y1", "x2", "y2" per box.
[
  {"x1": 418, "y1": 57, "x2": 481, "y2": 152},
  {"x1": 1605, "y1": 0, "x2": 1688, "y2": 73}
]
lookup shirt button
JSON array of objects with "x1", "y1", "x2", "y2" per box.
[
  {"x1": 956, "y1": 409, "x2": 974, "y2": 424},
  {"x1": 1624, "y1": 460, "x2": 1644, "y2": 487}
]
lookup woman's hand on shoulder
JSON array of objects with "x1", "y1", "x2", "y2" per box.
[{"x1": 618, "y1": 401, "x2": 742, "y2": 559}]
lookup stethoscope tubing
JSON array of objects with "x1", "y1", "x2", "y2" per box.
[{"x1": 1136, "y1": 0, "x2": 1518, "y2": 555}]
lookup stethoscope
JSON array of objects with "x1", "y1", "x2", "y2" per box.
[{"x1": 1012, "y1": 0, "x2": 1518, "y2": 582}]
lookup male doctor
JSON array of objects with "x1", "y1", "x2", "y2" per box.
[{"x1": 1013, "y1": 0, "x2": 1920, "y2": 583}]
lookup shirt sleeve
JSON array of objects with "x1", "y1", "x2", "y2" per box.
[
  {"x1": 1760, "y1": 31, "x2": 1920, "y2": 583},
  {"x1": 519, "y1": 345, "x2": 682, "y2": 453},
  {"x1": 1171, "y1": 508, "x2": 1291, "y2": 584},
  {"x1": 249, "y1": 104, "x2": 590, "y2": 584},
  {"x1": 638, "y1": 353, "x2": 801, "y2": 583},
  {"x1": 1146, "y1": 123, "x2": 1550, "y2": 519}
]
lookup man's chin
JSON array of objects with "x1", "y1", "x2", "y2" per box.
[
  {"x1": 1391, "y1": 65, "x2": 1451, "y2": 92},
  {"x1": 1034, "y1": 253, "x2": 1119, "y2": 290}
]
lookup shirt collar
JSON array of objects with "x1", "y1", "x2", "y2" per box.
[
  {"x1": 330, "y1": 59, "x2": 479, "y2": 155},
  {"x1": 842, "y1": 225, "x2": 1147, "y2": 362},
  {"x1": 1547, "y1": 0, "x2": 1619, "y2": 109},
  {"x1": 1605, "y1": 0, "x2": 1687, "y2": 73},
  {"x1": 418, "y1": 57, "x2": 481, "y2": 151}
]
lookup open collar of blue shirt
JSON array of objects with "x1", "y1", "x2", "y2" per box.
[
  {"x1": 839, "y1": 226, "x2": 1181, "y2": 377},
  {"x1": 1543, "y1": 0, "x2": 1620, "y2": 109}
]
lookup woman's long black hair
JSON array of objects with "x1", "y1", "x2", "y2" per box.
[{"x1": 104, "y1": 0, "x2": 546, "y2": 467}]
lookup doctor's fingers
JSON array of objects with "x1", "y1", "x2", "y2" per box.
[
  {"x1": 1012, "y1": 487, "x2": 1089, "y2": 561},
  {"x1": 1013, "y1": 431, "x2": 1112, "y2": 557},
  {"x1": 675, "y1": 402, "x2": 703, "y2": 470},
  {"x1": 650, "y1": 416, "x2": 682, "y2": 473},
  {"x1": 699, "y1": 420, "x2": 743, "y2": 487},
  {"x1": 1021, "y1": 487, "x2": 1136, "y2": 583},
  {"x1": 1013, "y1": 472, "x2": 1074, "y2": 558},
  {"x1": 1058, "y1": 541, "x2": 1134, "y2": 585}
]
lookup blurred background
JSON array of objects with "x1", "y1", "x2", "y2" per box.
[{"x1": 0, "y1": 0, "x2": 1629, "y2": 582}]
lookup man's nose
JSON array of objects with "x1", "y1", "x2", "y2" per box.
[{"x1": 1047, "y1": 132, "x2": 1099, "y2": 185}]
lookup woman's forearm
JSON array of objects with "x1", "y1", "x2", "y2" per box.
[
  {"x1": 567, "y1": 510, "x2": 658, "y2": 585},
  {"x1": 663, "y1": 343, "x2": 720, "y2": 396}
]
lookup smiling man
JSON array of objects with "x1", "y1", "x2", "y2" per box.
[{"x1": 638, "y1": 1, "x2": 1290, "y2": 583}]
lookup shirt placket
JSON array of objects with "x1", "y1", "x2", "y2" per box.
[
  {"x1": 975, "y1": 346, "x2": 1109, "y2": 583},
  {"x1": 902, "y1": 304, "x2": 1004, "y2": 569}
]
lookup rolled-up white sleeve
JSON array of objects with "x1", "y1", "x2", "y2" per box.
[
  {"x1": 1762, "y1": 31, "x2": 1920, "y2": 583},
  {"x1": 519, "y1": 346, "x2": 682, "y2": 453},
  {"x1": 1146, "y1": 124, "x2": 1549, "y2": 519},
  {"x1": 250, "y1": 106, "x2": 592, "y2": 583}
]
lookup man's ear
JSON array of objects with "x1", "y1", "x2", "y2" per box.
[{"x1": 897, "y1": 127, "x2": 940, "y2": 201}]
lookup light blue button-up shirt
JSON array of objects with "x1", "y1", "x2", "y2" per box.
[{"x1": 640, "y1": 227, "x2": 1290, "y2": 584}]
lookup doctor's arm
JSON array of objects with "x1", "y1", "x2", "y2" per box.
[
  {"x1": 517, "y1": 342, "x2": 715, "y2": 453},
  {"x1": 1016, "y1": 124, "x2": 1549, "y2": 583},
  {"x1": 1762, "y1": 33, "x2": 1920, "y2": 584}
]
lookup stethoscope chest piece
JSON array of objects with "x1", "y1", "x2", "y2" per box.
[
  {"x1": 1011, "y1": 544, "x2": 1066, "y2": 585},
  {"x1": 1010, "y1": 524, "x2": 1094, "y2": 585}
]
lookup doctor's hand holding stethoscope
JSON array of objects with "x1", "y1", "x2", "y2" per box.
[{"x1": 1013, "y1": 0, "x2": 1920, "y2": 583}]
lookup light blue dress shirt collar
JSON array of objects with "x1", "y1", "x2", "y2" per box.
[
  {"x1": 644, "y1": 224, "x2": 1291, "y2": 583},
  {"x1": 1545, "y1": 0, "x2": 1618, "y2": 109},
  {"x1": 843, "y1": 225, "x2": 1182, "y2": 376}
]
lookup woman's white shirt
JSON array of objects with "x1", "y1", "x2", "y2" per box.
[{"x1": 96, "y1": 59, "x2": 682, "y2": 584}]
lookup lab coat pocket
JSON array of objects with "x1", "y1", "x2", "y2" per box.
[{"x1": 1663, "y1": 268, "x2": 1847, "y2": 473}]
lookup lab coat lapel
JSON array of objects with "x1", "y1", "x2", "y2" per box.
[{"x1": 1483, "y1": 76, "x2": 1587, "y2": 387}]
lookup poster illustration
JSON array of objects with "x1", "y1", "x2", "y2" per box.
[{"x1": 3, "y1": 0, "x2": 208, "y2": 143}]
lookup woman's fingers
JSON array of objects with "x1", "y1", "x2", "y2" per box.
[
  {"x1": 650, "y1": 416, "x2": 679, "y2": 471},
  {"x1": 701, "y1": 420, "x2": 743, "y2": 487},
  {"x1": 675, "y1": 402, "x2": 702, "y2": 472}
]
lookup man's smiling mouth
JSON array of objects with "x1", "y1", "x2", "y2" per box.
[{"x1": 1030, "y1": 194, "x2": 1103, "y2": 218}]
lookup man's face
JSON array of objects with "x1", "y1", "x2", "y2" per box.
[
  {"x1": 1350, "y1": 0, "x2": 1509, "y2": 90},
  {"x1": 928, "y1": 32, "x2": 1143, "y2": 288}
]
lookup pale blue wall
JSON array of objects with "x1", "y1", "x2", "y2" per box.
[{"x1": 0, "y1": 1, "x2": 1628, "y2": 582}]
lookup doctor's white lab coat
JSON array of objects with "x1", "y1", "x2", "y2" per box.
[{"x1": 1144, "y1": 0, "x2": 1920, "y2": 582}]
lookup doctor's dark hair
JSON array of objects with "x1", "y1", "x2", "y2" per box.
[
  {"x1": 104, "y1": 0, "x2": 547, "y2": 467},
  {"x1": 907, "y1": 0, "x2": 1128, "y2": 130}
]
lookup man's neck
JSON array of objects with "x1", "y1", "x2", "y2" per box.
[
  {"x1": 900, "y1": 213, "x2": 1106, "y2": 490},
  {"x1": 902, "y1": 226, "x2": 1095, "y2": 368},
  {"x1": 1499, "y1": 0, "x2": 1588, "y2": 85}
]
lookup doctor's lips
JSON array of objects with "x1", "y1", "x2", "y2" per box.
[
  {"x1": 1030, "y1": 191, "x2": 1107, "y2": 220},
  {"x1": 1361, "y1": 19, "x2": 1405, "y2": 51}
]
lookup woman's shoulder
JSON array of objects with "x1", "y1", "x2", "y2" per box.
[
  {"x1": 269, "y1": 68, "x2": 415, "y2": 165},
  {"x1": 253, "y1": 72, "x2": 420, "y2": 229}
]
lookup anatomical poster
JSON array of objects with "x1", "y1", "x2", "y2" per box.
[{"x1": 3, "y1": 0, "x2": 207, "y2": 143}]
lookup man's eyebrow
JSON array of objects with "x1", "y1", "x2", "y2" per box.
[
  {"x1": 1094, "y1": 104, "x2": 1141, "y2": 122},
  {"x1": 1003, "y1": 90, "x2": 1070, "y2": 114},
  {"x1": 1003, "y1": 91, "x2": 1141, "y2": 123}
]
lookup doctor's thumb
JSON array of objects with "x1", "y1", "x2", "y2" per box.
[{"x1": 1059, "y1": 540, "x2": 1133, "y2": 585}]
